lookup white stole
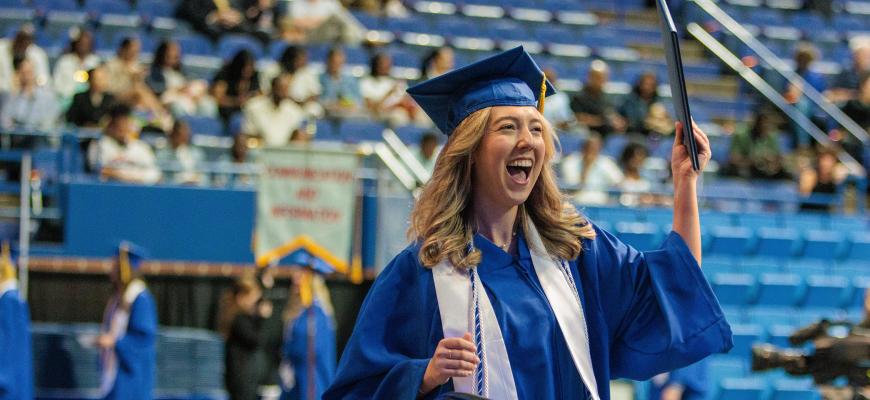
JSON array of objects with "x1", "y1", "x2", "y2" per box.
[
  {"x1": 432, "y1": 217, "x2": 600, "y2": 400},
  {"x1": 99, "y1": 279, "x2": 147, "y2": 397}
]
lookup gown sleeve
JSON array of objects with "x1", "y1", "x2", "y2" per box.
[
  {"x1": 0, "y1": 295, "x2": 12, "y2": 397},
  {"x1": 323, "y1": 248, "x2": 440, "y2": 400},
  {"x1": 115, "y1": 292, "x2": 157, "y2": 374},
  {"x1": 589, "y1": 226, "x2": 733, "y2": 380}
]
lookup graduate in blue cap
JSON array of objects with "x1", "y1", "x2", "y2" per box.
[
  {"x1": 0, "y1": 242, "x2": 33, "y2": 400},
  {"x1": 324, "y1": 46, "x2": 732, "y2": 400},
  {"x1": 278, "y1": 254, "x2": 337, "y2": 400},
  {"x1": 97, "y1": 241, "x2": 157, "y2": 400}
]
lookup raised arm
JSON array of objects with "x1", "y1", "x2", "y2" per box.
[{"x1": 670, "y1": 121, "x2": 711, "y2": 265}]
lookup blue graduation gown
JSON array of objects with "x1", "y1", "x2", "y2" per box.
[
  {"x1": 280, "y1": 301, "x2": 337, "y2": 400},
  {"x1": 647, "y1": 360, "x2": 709, "y2": 400},
  {"x1": 104, "y1": 289, "x2": 157, "y2": 400},
  {"x1": 323, "y1": 224, "x2": 733, "y2": 400},
  {"x1": 0, "y1": 287, "x2": 33, "y2": 400}
]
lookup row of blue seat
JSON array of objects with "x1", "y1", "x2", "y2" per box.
[{"x1": 713, "y1": 272, "x2": 869, "y2": 308}]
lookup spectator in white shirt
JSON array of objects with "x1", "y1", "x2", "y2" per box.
[
  {"x1": 541, "y1": 67, "x2": 575, "y2": 132},
  {"x1": 0, "y1": 58, "x2": 59, "y2": 132},
  {"x1": 260, "y1": 45, "x2": 323, "y2": 118},
  {"x1": 242, "y1": 75, "x2": 305, "y2": 147},
  {"x1": 53, "y1": 28, "x2": 100, "y2": 105},
  {"x1": 559, "y1": 134, "x2": 623, "y2": 205},
  {"x1": 361, "y1": 52, "x2": 416, "y2": 126},
  {"x1": 156, "y1": 120, "x2": 206, "y2": 185},
  {"x1": 88, "y1": 104, "x2": 162, "y2": 184},
  {"x1": 146, "y1": 39, "x2": 215, "y2": 117},
  {"x1": 282, "y1": 0, "x2": 364, "y2": 44},
  {"x1": 0, "y1": 25, "x2": 50, "y2": 93}
]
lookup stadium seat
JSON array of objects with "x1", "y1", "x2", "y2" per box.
[
  {"x1": 713, "y1": 273, "x2": 756, "y2": 306},
  {"x1": 800, "y1": 230, "x2": 845, "y2": 260},
  {"x1": 770, "y1": 378, "x2": 820, "y2": 400},
  {"x1": 217, "y1": 34, "x2": 264, "y2": 60},
  {"x1": 707, "y1": 226, "x2": 753, "y2": 257},
  {"x1": 767, "y1": 324, "x2": 797, "y2": 348},
  {"x1": 182, "y1": 115, "x2": 225, "y2": 137},
  {"x1": 84, "y1": 0, "x2": 133, "y2": 15},
  {"x1": 754, "y1": 227, "x2": 799, "y2": 258},
  {"x1": 802, "y1": 275, "x2": 849, "y2": 308},
  {"x1": 136, "y1": 0, "x2": 176, "y2": 18},
  {"x1": 715, "y1": 378, "x2": 767, "y2": 400},
  {"x1": 756, "y1": 273, "x2": 803, "y2": 307},
  {"x1": 614, "y1": 222, "x2": 661, "y2": 251},
  {"x1": 847, "y1": 276, "x2": 870, "y2": 310},
  {"x1": 338, "y1": 119, "x2": 386, "y2": 143},
  {"x1": 176, "y1": 33, "x2": 214, "y2": 56},
  {"x1": 736, "y1": 213, "x2": 781, "y2": 230},
  {"x1": 707, "y1": 355, "x2": 748, "y2": 388},
  {"x1": 845, "y1": 231, "x2": 870, "y2": 262},
  {"x1": 746, "y1": 305, "x2": 797, "y2": 326}
]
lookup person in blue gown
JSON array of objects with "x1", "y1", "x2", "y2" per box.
[
  {"x1": 647, "y1": 361, "x2": 709, "y2": 400},
  {"x1": 0, "y1": 242, "x2": 33, "y2": 400},
  {"x1": 279, "y1": 265, "x2": 337, "y2": 400},
  {"x1": 324, "y1": 47, "x2": 733, "y2": 400},
  {"x1": 97, "y1": 242, "x2": 157, "y2": 400}
]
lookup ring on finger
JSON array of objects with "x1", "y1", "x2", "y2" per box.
[{"x1": 448, "y1": 350, "x2": 454, "y2": 360}]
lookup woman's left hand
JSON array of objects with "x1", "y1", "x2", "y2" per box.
[{"x1": 671, "y1": 121, "x2": 711, "y2": 183}]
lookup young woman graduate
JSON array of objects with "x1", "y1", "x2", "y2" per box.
[
  {"x1": 279, "y1": 262, "x2": 337, "y2": 400},
  {"x1": 97, "y1": 242, "x2": 157, "y2": 400},
  {"x1": 323, "y1": 46, "x2": 733, "y2": 400},
  {"x1": 0, "y1": 242, "x2": 33, "y2": 400}
]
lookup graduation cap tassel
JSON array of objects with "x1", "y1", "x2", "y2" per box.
[
  {"x1": 0, "y1": 241, "x2": 14, "y2": 281},
  {"x1": 119, "y1": 244, "x2": 131, "y2": 285},
  {"x1": 300, "y1": 269, "x2": 314, "y2": 307},
  {"x1": 538, "y1": 73, "x2": 547, "y2": 114}
]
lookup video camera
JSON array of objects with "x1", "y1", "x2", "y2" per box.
[{"x1": 751, "y1": 319, "x2": 870, "y2": 389}]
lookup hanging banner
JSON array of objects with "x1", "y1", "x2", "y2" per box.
[{"x1": 254, "y1": 146, "x2": 359, "y2": 273}]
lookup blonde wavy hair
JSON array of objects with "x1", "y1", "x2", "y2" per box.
[{"x1": 408, "y1": 107, "x2": 595, "y2": 269}]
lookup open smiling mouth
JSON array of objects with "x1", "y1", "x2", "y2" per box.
[{"x1": 506, "y1": 159, "x2": 533, "y2": 183}]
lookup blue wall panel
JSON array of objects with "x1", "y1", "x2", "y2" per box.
[{"x1": 63, "y1": 182, "x2": 256, "y2": 263}]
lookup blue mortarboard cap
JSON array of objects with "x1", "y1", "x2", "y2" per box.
[
  {"x1": 281, "y1": 249, "x2": 336, "y2": 275},
  {"x1": 115, "y1": 241, "x2": 149, "y2": 283},
  {"x1": 407, "y1": 46, "x2": 556, "y2": 136}
]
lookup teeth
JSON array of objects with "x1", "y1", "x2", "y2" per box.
[{"x1": 507, "y1": 159, "x2": 533, "y2": 168}]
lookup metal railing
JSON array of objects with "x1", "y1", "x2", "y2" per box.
[{"x1": 688, "y1": 0, "x2": 870, "y2": 146}]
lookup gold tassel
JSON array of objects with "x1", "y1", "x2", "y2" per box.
[
  {"x1": 119, "y1": 243, "x2": 131, "y2": 285},
  {"x1": 538, "y1": 73, "x2": 547, "y2": 114},
  {"x1": 0, "y1": 241, "x2": 14, "y2": 281},
  {"x1": 299, "y1": 269, "x2": 314, "y2": 307}
]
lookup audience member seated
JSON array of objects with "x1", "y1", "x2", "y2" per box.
[
  {"x1": 617, "y1": 142, "x2": 654, "y2": 206},
  {"x1": 212, "y1": 49, "x2": 261, "y2": 123},
  {"x1": 319, "y1": 47, "x2": 362, "y2": 117},
  {"x1": 66, "y1": 65, "x2": 115, "y2": 128},
  {"x1": 105, "y1": 37, "x2": 169, "y2": 131},
  {"x1": 215, "y1": 134, "x2": 254, "y2": 187},
  {"x1": 88, "y1": 104, "x2": 161, "y2": 184},
  {"x1": 281, "y1": 0, "x2": 364, "y2": 44},
  {"x1": 782, "y1": 43, "x2": 828, "y2": 148},
  {"x1": 828, "y1": 43, "x2": 870, "y2": 103},
  {"x1": 840, "y1": 73, "x2": 870, "y2": 132},
  {"x1": 147, "y1": 40, "x2": 215, "y2": 117},
  {"x1": 560, "y1": 134, "x2": 623, "y2": 205},
  {"x1": 799, "y1": 146, "x2": 848, "y2": 213},
  {"x1": 571, "y1": 60, "x2": 626, "y2": 136},
  {"x1": 242, "y1": 75, "x2": 305, "y2": 147},
  {"x1": 360, "y1": 53, "x2": 416, "y2": 125},
  {"x1": 0, "y1": 25, "x2": 50, "y2": 93},
  {"x1": 619, "y1": 72, "x2": 663, "y2": 135},
  {"x1": 420, "y1": 46, "x2": 454, "y2": 80},
  {"x1": 52, "y1": 28, "x2": 100, "y2": 106},
  {"x1": 541, "y1": 67, "x2": 575, "y2": 132},
  {"x1": 0, "y1": 58, "x2": 59, "y2": 132},
  {"x1": 415, "y1": 132, "x2": 438, "y2": 174},
  {"x1": 156, "y1": 120, "x2": 205, "y2": 185},
  {"x1": 260, "y1": 45, "x2": 323, "y2": 118},
  {"x1": 177, "y1": 0, "x2": 264, "y2": 40},
  {"x1": 724, "y1": 113, "x2": 790, "y2": 180}
]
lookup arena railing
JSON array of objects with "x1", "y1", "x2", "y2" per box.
[{"x1": 687, "y1": 0, "x2": 870, "y2": 148}]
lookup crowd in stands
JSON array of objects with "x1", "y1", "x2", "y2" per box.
[{"x1": 0, "y1": 0, "x2": 866, "y2": 213}]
